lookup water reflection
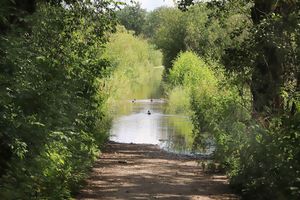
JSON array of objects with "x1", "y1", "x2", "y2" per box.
[{"x1": 110, "y1": 99, "x2": 196, "y2": 154}]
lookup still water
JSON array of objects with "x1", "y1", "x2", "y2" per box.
[{"x1": 110, "y1": 99, "x2": 204, "y2": 155}]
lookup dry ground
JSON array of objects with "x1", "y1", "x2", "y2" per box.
[{"x1": 77, "y1": 142, "x2": 239, "y2": 200}]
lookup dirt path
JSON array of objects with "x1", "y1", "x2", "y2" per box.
[{"x1": 77, "y1": 142, "x2": 239, "y2": 200}]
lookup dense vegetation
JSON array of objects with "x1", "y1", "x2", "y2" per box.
[
  {"x1": 117, "y1": 0, "x2": 300, "y2": 199},
  {"x1": 0, "y1": 0, "x2": 162, "y2": 199},
  {"x1": 103, "y1": 27, "x2": 163, "y2": 113},
  {"x1": 1, "y1": 0, "x2": 299, "y2": 199},
  {"x1": 0, "y1": 1, "x2": 119, "y2": 198}
]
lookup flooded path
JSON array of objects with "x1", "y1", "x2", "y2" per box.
[
  {"x1": 77, "y1": 99, "x2": 238, "y2": 200},
  {"x1": 110, "y1": 99, "x2": 200, "y2": 154}
]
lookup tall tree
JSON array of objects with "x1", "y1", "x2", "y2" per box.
[
  {"x1": 249, "y1": 0, "x2": 299, "y2": 114},
  {"x1": 178, "y1": 0, "x2": 299, "y2": 115},
  {"x1": 0, "y1": 1, "x2": 118, "y2": 198},
  {"x1": 143, "y1": 7, "x2": 186, "y2": 71},
  {"x1": 116, "y1": 2, "x2": 146, "y2": 35}
]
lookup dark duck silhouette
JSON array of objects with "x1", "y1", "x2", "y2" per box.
[{"x1": 147, "y1": 110, "x2": 151, "y2": 115}]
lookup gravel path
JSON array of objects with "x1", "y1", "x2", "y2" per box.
[{"x1": 77, "y1": 142, "x2": 239, "y2": 200}]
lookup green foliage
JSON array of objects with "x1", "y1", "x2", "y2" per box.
[
  {"x1": 165, "y1": 50, "x2": 300, "y2": 199},
  {"x1": 222, "y1": 0, "x2": 300, "y2": 114},
  {"x1": 185, "y1": 2, "x2": 250, "y2": 61},
  {"x1": 166, "y1": 86, "x2": 190, "y2": 115},
  {"x1": 0, "y1": 1, "x2": 119, "y2": 198},
  {"x1": 168, "y1": 52, "x2": 217, "y2": 89},
  {"x1": 143, "y1": 2, "x2": 250, "y2": 72},
  {"x1": 103, "y1": 27, "x2": 163, "y2": 114},
  {"x1": 1, "y1": 0, "x2": 298, "y2": 199},
  {"x1": 215, "y1": 3, "x2": 300, "y2": 197},
  {"x1": 142, "y1": 7, "x2": 186, "y2": 70},
  {"x1": 116, "y1": 2, "x2": 146, "y2": 35},
  {"x1": 165, "y1": 52, "x2": 221, "y2": 150},
  {"x1": 159, "y1": 1, "x2": 300, "y2": 199}
]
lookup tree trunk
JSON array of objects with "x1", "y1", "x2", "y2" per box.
[{"x1": 250, "y1": 0, "x2": 284, "y2": 114}]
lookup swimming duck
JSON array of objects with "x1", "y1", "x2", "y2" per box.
[{"x1": 147, "y1": 110, "x2": 151, "y2": 115}]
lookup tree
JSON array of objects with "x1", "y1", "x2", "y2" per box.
[
  {"x1": 0, "y1": 0, "x2": 119, "y2": 198},
  {"x1": 143, "y1": 7, "x2": 186, "y2": 71},
  {"x1": 116, "y1": 2, "x2": 146, "y2": 35},
  {"x1": 249, "y1": 0, "x2": 299, "y2": 114},
  {"x1": 178, "y1": 0, "x2": 299, "y2": 115},
  {"x1": 174, "y1": 1, "x2": 300, "y2": 198}
]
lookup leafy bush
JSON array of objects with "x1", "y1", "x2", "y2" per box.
[
  {"x1": 0, "y1": 1, "x2": 117, "y2": 199},
  {"x1": 165, "y1": 51, "x2": 300, "y2": 199}
]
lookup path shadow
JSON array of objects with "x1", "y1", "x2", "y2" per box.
[{"x1": 77, "y1": 142, "x2": 239, "y2": 200}]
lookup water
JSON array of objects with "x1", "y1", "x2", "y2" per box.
[{"x1": 110, "y1": 99, "x2": 213, "y2": 155}]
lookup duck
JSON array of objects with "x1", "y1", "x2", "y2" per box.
[{"x1": 147, "y1": 110, "x2": 151, "y2": 115}]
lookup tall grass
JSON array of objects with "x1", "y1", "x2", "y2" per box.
[{"x1": 102, "y1": 27, "x2": 163, "y2": 114}]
